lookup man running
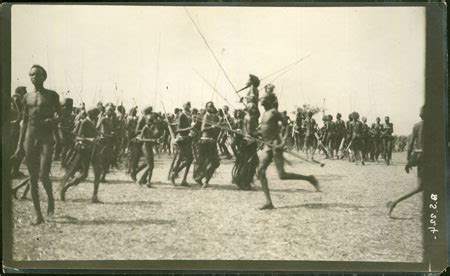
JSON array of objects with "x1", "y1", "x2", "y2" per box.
[
  {"x1": 257, "y1": 85, "x2": 320, "y2": 210},
  {"x1": 60, "y1": 107, "x2": 103, "y2": 203},
  {"x1": 387, "y1": 107, "x2": 424, "y2": 217}
]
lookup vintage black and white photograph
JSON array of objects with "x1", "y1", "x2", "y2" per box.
[{"x1": 3, "y1": 4, "x2": 445, "y2": 268}]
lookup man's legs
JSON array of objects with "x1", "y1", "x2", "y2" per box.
[
  {"x1": 60, "y1": 136, "x2": 74, "y2": 169},
  {"x1": 172, "y1": 141, "x2": 193, "y2": 185},
  {"x1": 92, "y1": 148, "x2": 103, "y2": 203},
  {"x1": 61, "y1": 148, "x2": 90, "y2": 200},
  {"x1": 273, "y1": 149, "x2": 320, "y2": 191},
  {"x1": 60, "y1": 152, "x2": 82, "y2": 201},
  {"x1": 129, "y1": 141, "x2": 142, "y2": 181},
  {"x1": 203, "y1": 143, "x2": 220, "y2": 187},
  {"x1": 220, "y1": 133, "x2": 232, "y2": 159},
  {"x1": 387, "y1": 167, "x2": 423, "y2": 217},
  {"x1": 11, "y1": 125, "x2": 26, "y2": 178},
  {"x1": 24, "y1": 139, "x2": 45, "y2": 225},
  {"x1": 194, "y1": 142, "x2": 208, "y2": 184},
  {"x1": 39, "y1": 141, "x2": 55, "y2": 217},
  {"x1": 11, "y1": 149, "x2": 26, "y2": 178},
  {"x1": 171, "y1": 144, "x2": 184, "y2": 184},
  {"x1": 142, "y1": 143, "x2": 154, "y2": 187},
  {"x1": 257, "y1": 147, "x2": 274, "y2": 210},
  {"x1": 53, "y1": 132, "x2": 62, "y2": 161}
]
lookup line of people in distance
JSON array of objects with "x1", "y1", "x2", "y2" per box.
[{"x1": 290, "y1": 111, "x2": 395, "y2": 166}]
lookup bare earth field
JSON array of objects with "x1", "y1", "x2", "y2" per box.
[{"x1": 11, "y1": 152, "x2": 422, "y2": 262}]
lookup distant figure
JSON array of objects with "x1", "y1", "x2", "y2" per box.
[
  {"x1": 334, "y1": 113, "x2": 346, "y2": 159},
  {"x1": 293, "y1": 109, "x2": 304, "y2": 151},
  {"x1": 303, "y1": 111, "x2": 317, "y2": 160},
  {"x1": 387, "y1": 106, "x2": 424, "y2": 217},
  {"x1": 373, "y1": 117, "x2": 383, "y2": 162},
  {"x1": 361, "y1": 117, "x2": 369, "y2": 161},
  {"x1": 382, "y1": 116, "x2": 394, "y2": 165},
  {"x1": 350, "y1": 112, "x2": 365, "y2": 165}
]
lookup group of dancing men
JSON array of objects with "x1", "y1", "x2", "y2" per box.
[{"x1": 9, "y1": 65, "x2": 424, "y2": 225}]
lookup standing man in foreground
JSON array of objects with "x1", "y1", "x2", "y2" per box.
[
  {"x1": 13, "y1": 65, "x2": 60, "y2": 225},
  {"x1": 257, "y1": 84, "x2": 320, "y2": 210}
]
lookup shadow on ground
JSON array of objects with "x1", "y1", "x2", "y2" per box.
[
  {"x1": 49, "y1": 215, "x2": 175, "y2": 226},
  {"x1": 277, "y1": 202, "x2": 371, "y2": 210}
]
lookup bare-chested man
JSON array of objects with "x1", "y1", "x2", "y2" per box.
[
  {"x1": 130, "y1": 106, "x2": 153, "y2": 182},
  {"x1": 381, "y1": 116, "x2": 394, "y2": 165},
  {"x1": 11, "y1": 86, "x2": 27, "y2": 178},
  {"x1": 303, "y1": 111, "x2": 317, "y2": 160},
  {"x1": 171, "y1": 102, "x2": 194, "y2": 186},
  {"x1": 55, "y1": 98, "x2": 75, "y2": 168},
  {"x1": 194, "y1": 101, "x2": 221, "y2": 188},
  {"x1": 334, "y1": 113, "x2": 346, "y2": 159},
  {"x1": 350, "y1": 112, "x2": 365, "y2": 165},
  {"x1": 257, "y1": 85, "x2": 320, "y2": 210},
  {"x1": 96, "y1": 105, "x2": 115, "y2": 182},
  {"x1": 232, "y1": 103, "x2": 259, "y2": 190},
  {"x1": 217, "y1": 105, "x2": 233, "y2": 159},
  {"x1": 13, "y1": 65, "x2": 60, "y2": 225},
  {"x1": 60, "y1": 107, "x2": 103, "y2": 203},
  {"x1": 387, "y1": 107, "x2": 424, "y2": 217},
  {"x1": 293, "y1": 109, "x2": 304, "y2": 152},
  {"x1": 125, "y1": 107, "x2": 138, "y2": 173},
  {"x1": 138, "y1": 113, "x2": 164, "y2": 187}
]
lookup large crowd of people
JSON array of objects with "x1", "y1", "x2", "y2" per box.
[{"x1": 9, "y1": 65, "x2": 423, "y2": 224}]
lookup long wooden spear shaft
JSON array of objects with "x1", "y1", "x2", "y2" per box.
[
  {"x1": 200, "y1": 116, "x2": 324, "y2": 167},
  {"x1": 260, "y1": 53, "x2": 311, "y2": 81},
  {"x1": 193, "y1": 68, "x2": 236, "y2": 109},
  {"x1": 160, "y1": 101, "x2": 176, "y2": 140},
  {"x1": 184, "y1": 7, "x2": 243, "y2": 105}
]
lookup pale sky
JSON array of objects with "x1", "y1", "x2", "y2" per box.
[{"x1": 11, "y1": 5, "x2": 425, "y2": 135}]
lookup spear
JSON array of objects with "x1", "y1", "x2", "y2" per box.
[
  {"x1": 193, "y1": 68, "x2": 235, "y2": 109},
  {"x1": 200, "y1": 116, "x2": 324, "y2": 167},
  {"x1": 260, "y1": 54, "x2": 311, "y2": 81},
  {"x1": 184, "y1": 7, "x2": 242, "y2": 105}
]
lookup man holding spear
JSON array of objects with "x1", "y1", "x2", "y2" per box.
[{"x1": 256, "y1": 84, "x2": 320, "y2": 210}]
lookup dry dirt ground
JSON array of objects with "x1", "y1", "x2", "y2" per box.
[{"x1": 11, "y1": 151, "x2": 422, "y2": 262}]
